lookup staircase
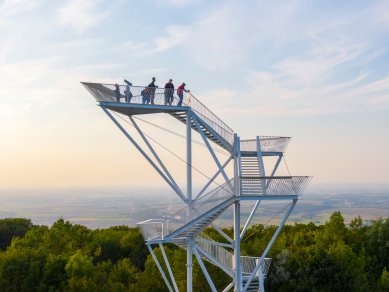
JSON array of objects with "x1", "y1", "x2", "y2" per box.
[
  {"x1": 240, "y1": 156, "x2": 265, "y2": 196},
  {"x1": 243, "y1": 276, "x2": 260, "y2": 291},
  {"x1": 174, "y1": 232, "x2": 271, "y2": 282},
  {"x1": 138, "y1": 181, "x2": 236, "y2": 242},
  {"x1": 170, "y1": 111, "x2": 233, "y2": 151}
]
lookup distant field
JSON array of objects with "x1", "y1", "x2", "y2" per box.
[{"x1": 1, "y1": 187, "x2": 389, "y2": 227}]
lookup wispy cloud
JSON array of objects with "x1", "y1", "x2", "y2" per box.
[
  {"x1": 0, "y1": 0, "x2": 42, "y2": 18},
  {"x1": 57, "y1": 0, "x2": 111, "y2": 33}
]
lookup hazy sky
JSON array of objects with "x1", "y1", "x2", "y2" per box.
[{"x1": 1, "y1": 0, "x2": 388, "y2": 190}]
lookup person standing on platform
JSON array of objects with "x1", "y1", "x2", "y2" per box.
[
  {"x1": 114, "y1": 84, "x2": 121, "y2": 102},
  {"x1": 124, "y1": 79, "x2": 133, "y2": 103},
  {"x1": 177, "y1": 82, "x2": 190, "y2": 106},
  {"x1": 148, "y1": 77, "x2": 158, "y2": 105},
  {"x1": 164, "y1": 79, "x2": 174, "y2": 105}
]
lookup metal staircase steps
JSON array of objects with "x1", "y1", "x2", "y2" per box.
[{"x1": 170, "y1": 111, "x2": 230, "y2": 151}]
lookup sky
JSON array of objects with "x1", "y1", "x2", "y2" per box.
[{"x1": 0, "y1": 0, "x2": 388, "y2": 191}]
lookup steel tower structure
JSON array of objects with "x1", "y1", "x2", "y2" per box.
[{"x1": 82, "y1": 82, "x2": 311, "y2": 292}]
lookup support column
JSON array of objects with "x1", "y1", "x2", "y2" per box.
[
  {"x1": 187, "y1": 238, "x2": 194, "y2": 292},
  {"x1": 187, "y1": 110, "x2": 193, "y2": 292},
  {"x1": 187, "y1": 110, "x2": 192, "y2": 202},
  {"x1": 234, "y1": 201, "x2": 242, "y2": 291},
  {"x1": 233, "y1": 134, "x2": 242, "y2": 291}
]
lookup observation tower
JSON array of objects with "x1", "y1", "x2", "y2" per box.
[{"x1": 82, "y1": 82, "x2": 311, "y2": 292}]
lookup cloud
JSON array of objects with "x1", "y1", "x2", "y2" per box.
[
  {"x1": 57, "y1": 0, "x2": 111, "y2": 33},
  {"x1": 0, "y1": 0, "x2": 42, "y2": 18},
  {"x1": 156, "y1": 0, "x2": 199, "y2": 6}
]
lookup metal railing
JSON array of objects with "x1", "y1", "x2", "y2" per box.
[
  {"x1": 137, "y1": 180, "x2": 235, "y2": 241},
  {"x1": 241, "y1": 256, "x2": 272, "y2": 276},
  {"x1": 82, "y1": 82, "x2": 235, "y2": 146},
  {"x1": 240, "y1": 136, "x2": 291, "y2": 153},
  {"x1": 137, "y1": 219, "x2": 166, "y2": 241},
  {"x1": 240, "y1": 176, "x2": 311, "y2": 196},
  {"x1": 187, "y1": 92, "x2": 234, "y2": 145},
  {"x1": 197, "y1": 233, "x2": 272, "y2": 276},
  {"x1": 166, "y1": 180, "x2": 235, "y2": 235},
  {"x1": 196, "y1": 232, "x2": 233, "y2": 272}
]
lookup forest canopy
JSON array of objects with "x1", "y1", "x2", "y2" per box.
[{"x1": 1, "y1": 212, "x2": 389, "y2": 291}]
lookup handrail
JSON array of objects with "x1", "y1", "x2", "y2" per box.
[
  {"x1": 240, "y1": 176, "x2": 311, "y2": 196},
  {"x1": 82, "y1": 82, "x2": 235, "y2": 146},
  {"x1": 196, "y1": 232, "x2": 272, "y2": 275},
  {"x1": 240, "y1": 136, "x2": 291, "y2": 153},
  {"x1": 137, "y1": 180, "x2": 235, "y2": 241}
]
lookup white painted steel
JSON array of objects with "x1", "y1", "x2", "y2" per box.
[
  {"x1": 159, "y1": 243, "x2": 179, "y2": 292},
  {"x1": 82, "y1": 82, "x2": 234, "y2": 146},
  {"x1": 243, "y1": 200, "x2": 297, "y2": 291},
  {"x1": 240, "y1": 137, "x2": 291, "y2": 153},
  {"x1": 83, "y1": 81, "x2": 312, "y2": 292},
  {"x1": 193, "y1": 246, "x2": 217, "y2": 292},
  {"x1": 147, "y1": 245, "x2": 174, "y2": 292}
]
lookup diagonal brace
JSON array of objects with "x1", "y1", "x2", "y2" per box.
[
  {"x1": 243, "y1": 199, "x2": 297, "y2": 291},
  {"x1": 129, "y1": 116, "x2": 185, "y2": 199},
  {"x1": 101, "y1": 107, "x2": 187, "y2": 203},
  {"x1": 159, "y1": 243, "x2": 179, "y2": 292},
  {"x1": 147, "y1": 244, "x2": 174, "y2": 292},
  {"x1": 192, "y1": 115, "x2": 233, "y2": 191},
  {"x1": 194, "y1": 156, "x2": 233, "y2": 201},
  {"x1": 193, "y1": 246, "x2": 217, "y2": 292}
]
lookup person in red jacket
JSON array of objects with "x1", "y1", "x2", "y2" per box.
[{"x1": 177, "y1": 82, "x2": 189, "y2": 106}]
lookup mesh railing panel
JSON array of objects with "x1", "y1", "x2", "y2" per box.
[
  {"x1": 240, "y1": 176, "x2": 311, "y2": 196},
  {"x1": 197, "y1": 233, "x2": 271, "y2": 275},
  {"x1": 241, "y1": 256, "x2": 272, "y2": 276},
  {"x1": 196, "y1": 233, "x2": 233, "y2": 271},
  {"x1": 166, "y1": 180, "x2": 235, "y2": 235},
  {"x1": 187, "y1": 92, "x2": 234, "y2": 145},
  {"x1": 240, "y1": 136, "x2": 291, "y2": 153},
  {"x1": 137, "y1": 219, "x2": 165, "y2": 241}
]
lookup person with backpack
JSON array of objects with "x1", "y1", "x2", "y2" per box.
[{"x1": 177, "y1": 82, "x2": 190, "y2": 106}]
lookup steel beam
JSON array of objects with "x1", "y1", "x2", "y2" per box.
[
  {"x1": 129, "y1": 116, "x2": 185, "y2": 200},
  {"x1": 192, "y1": 115, "x2": 233, "y2": 191},
  {"x1": 194, "y1": 156, "x2": 233, "y2": 201},
  {"x1": 159, "y1": 244, "x2": 179, "y2": 292},
  {"x1": 101, "y1": 107, "x2": 187, "y2": 203},
  {"x1": 147, "y1": 244, "x2": 174, "y2": 292},
  {"x1": 193, "y1": 246, "x2": 217, "y2": 292},
  {"x1": 233, "y1": 201, "x2": 242, "y2": 292},
  {"x1": 243, "y1": 199, "x2": 297, "y2": 291}
]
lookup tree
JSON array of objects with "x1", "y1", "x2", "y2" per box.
[{"x1": 0, "y1": 218, "x2": 33, "y2": 250}]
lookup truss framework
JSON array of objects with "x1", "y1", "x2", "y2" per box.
[{"x1": 83, "y1": 81, "x2": 311, "y2": 292}]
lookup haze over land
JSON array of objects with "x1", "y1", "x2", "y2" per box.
[{"x1": 1, "y1": 185, "x2": 388, "y2": 228}]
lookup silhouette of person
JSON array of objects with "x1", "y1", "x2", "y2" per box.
[
  {"x1": 148, "y1": 77, "x2": 157, "y2": 105},
  {"x1": 114, "y1": 84, "x2": 121, "y2": 102},
  {"x1": 164, "y1": 79, "x2": 174, "y2": 105}
]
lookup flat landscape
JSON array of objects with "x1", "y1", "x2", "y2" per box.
[{"x1": 1, "y1": 185, "x2": 388, "y2": 228}]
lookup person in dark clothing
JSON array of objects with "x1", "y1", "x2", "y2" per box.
[
  {"x1": 177, "y1": 82, "x2": 190, "y2": 106},
  {"x1": 164, "y1": 79, "x2": 174, "y2": 105},
  {"x1": 147, "y1": 77, "x2": 157, "y2": 105},
  {"x1": 114, "y1": 84, "x2": 121, "y2": 102}
]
